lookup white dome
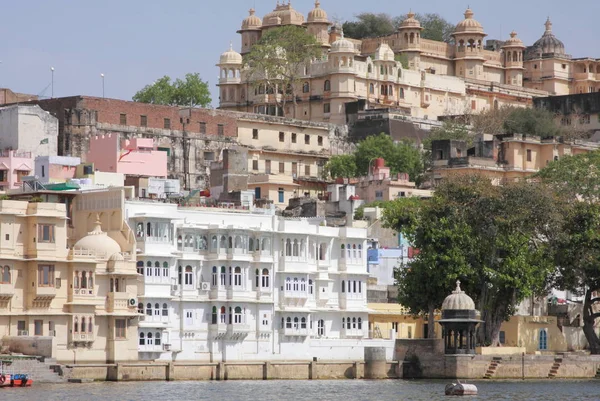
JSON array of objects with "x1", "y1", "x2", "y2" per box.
[
  {"x1": 219, "y1": 43, "x2": 243, "y2": 65},
  {"x1": 442, "y1": 281, "x2": 476, "y2": 310},
  {"x1": 74, "y1": 218, "x2": 122, "y2": 260},
  {"x1": 331, "y1": 32, "x2": 356, "y2": 53},
  {"x1": 374, "y1": 43, "x2": 395, "y2": 61}
]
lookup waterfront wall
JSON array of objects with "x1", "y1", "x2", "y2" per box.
[{"x1": 63, "y1": 360, "x2": 402, "y2": 382}]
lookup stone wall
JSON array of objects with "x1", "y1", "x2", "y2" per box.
[{"x1": 2, "y1": 336, "x2": 56, "y2": 358}]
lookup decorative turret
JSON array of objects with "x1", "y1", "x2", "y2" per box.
[
  {"x1": 304, "y1": 1, "x2": 331, "y2": 48},
  {"x1": 216, "y1": 43, "x2": 243, "y2": 106},
  {"x1": 502, "y1": 31, "x2": 525, "y2": 86},
  {"x1": 453, "y1": 8, "x2": 487, "y2": 79},
  {"x1": 238, "y1": 8, "x2": 262, "y2": 55},
  {"x1": 525, "y1": 17, "x2": 566, "y2": 60},
  {"x1": 397, "y1": 11, "x2": 423, "y2": 70}
]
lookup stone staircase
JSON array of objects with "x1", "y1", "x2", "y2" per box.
[
  {"x1": 484, "y1": 357, "x2": 502, "y2": 379},
  {"x1": 548, "y1": 357, "x2": 563, "y2": 378},
  {"x1": 1, "y1": 357, "x2": 65, "y2": 383}
]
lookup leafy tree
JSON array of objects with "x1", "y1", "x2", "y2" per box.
[
  {"x1": 353, "y1": 134, "x2": 423, "y2": 182},
  {"x1": 424, "y1": 121, "x2": 471, "y2": 150},
  {"x1": 353, "y1": 200, "x2": 391, "y2": 220},
  {"x1": 323, "y1": 154, "x2": 357, "y2": 180},
  {"x1": 471, "y1": 106, "x2": 563, "y2": 139},
  {"x1": 342, "y1": 13, "x2": 396, "y2": 39},
  {"x1": 132, "y1": 73, "x2": 211, "y2": 107},
  {"x1": 537, "y1": 151, "x2": 600, "y2": 353},
  {"x1": 385, "y1": 176, "x2": 561, "y2": 345},
  {"x1": 343, "y1": 12, "x2": 454, "y2": 43},
  {"x1": 243, "y1": 25, "x2": 322, "y2": 118}
]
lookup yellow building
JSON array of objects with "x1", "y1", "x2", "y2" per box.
[
  {"x1": 368, "y1": 303, "x2": 441, "y2": 340},
  {"x1": 432, "y1": 134, "x2": 600, "y2": 185},
  {"x1": 0, "y1": 187, "x2": 140, "y2": 363},
  {"x1": 498, "y1": 316, "x2": 568, "y2": 354},
  {"x1": 217, "y1": 3, "x2": 598, "y2": 125}
]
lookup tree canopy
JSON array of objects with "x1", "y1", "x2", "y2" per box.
[
  {"x1": 471, "y1": 106, "x2": 563, "y2": 139},
  {"x1": 324, "y1": 134, "x2": 424, "y2": 182},
  {"x1": 132, "y1": 73, "x2": 211, "y2": 107},
  {"x1": 384, "y1": 176, "x2": 562, "y2": 345},
  {"x1": 243, "y1": 25, "x2": 322, "y2": 118},
  {"x1": 342, "y1": 12, "x2": 454, "y2": 43}
]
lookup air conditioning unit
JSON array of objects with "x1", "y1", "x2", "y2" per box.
[
  {"x1": 128, "y1": 298, "x2": 137, "y2": 307},
  {"x1": 163, "y1": 343, "x2": 172, "y2": 351},
  {"x1": 172, "y1": 284, "x2": 181, "y2": 291},
  {"x1": 18, "y1": 330, "x2": 29, "y2": 336},
  {"x1": 200, "y1": 282, "x2": 210, "y2": 291}
]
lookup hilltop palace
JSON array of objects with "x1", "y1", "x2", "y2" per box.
[{"x1": 217, "y1": 1, "x2": 600, "y2": 125}]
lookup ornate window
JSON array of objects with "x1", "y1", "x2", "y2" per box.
[
  {"x1": 1, "y1": 266, "x2": 10, "y2": 284},
  {"x1": 262, "y1": 269, "x2": 269, "y2": 288},
  {"x1": 324, "y1": 80, "x2": 331, "y2": 91}
]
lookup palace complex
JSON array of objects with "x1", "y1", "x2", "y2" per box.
[{"x1": 218, "y1": 2, "x2": 599, "y2": 125}]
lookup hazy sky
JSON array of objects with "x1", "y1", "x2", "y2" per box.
[{"x1": 1, "y1": 0, "x2": 597, "y2": 106}]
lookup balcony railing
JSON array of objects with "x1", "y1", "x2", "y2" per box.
[
  {"x1": 282, "y1": 327, "x2": 309, "y2": 337},
  {"x1": 71, "y1": 333, "x2": 94, "y2": 342},
  {"x1": 0, "y1": 283, "x2": 15, "y2": 299}
]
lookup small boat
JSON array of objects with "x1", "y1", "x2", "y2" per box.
[
  {"x1": 445, "y1": 381, "x2": 478, "y2": 396},
  {"x1": 0, "y1": 360, "x2": 33, "y2": 388}
]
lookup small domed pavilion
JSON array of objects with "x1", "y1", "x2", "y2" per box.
[{"x1": 438, "y1": 280, "x2": 482, "y2": 355}]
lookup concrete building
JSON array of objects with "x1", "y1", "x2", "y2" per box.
[
  {"x1": 534, "y1": 92, "x2": 600, "y2": 140},
  {"x1": 127, "y1": 200, "x2": 395, "y2": 362},
  {"x1": 0, "y1": 150, "x2": 33, "y2": 190},
  {"x1": 0, "y1": 187, "x2": 140, "y2": 363},
  {"x1": 0, "y1": 88, "x2": 38, "y2": 106},
  {"x1": 87, "y1": 134, "x2": 168, "y2": 179},
  {"x1": 431, "y1": 133, "x2": 600, "y2": 185},
  {"x1": 0, "y1": 105, "x2": 57, "y2": 158},
  {"x1": 35, "y1": 156, "x2": 81, "y2": 184},
  {"x1": 218, "y1": 4, "x2": 585, "y2": 124}
]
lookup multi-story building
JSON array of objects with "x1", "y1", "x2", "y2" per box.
[
  {"x1": 219, "y1": 3, "x2": 598, "y2": 124},
  {"x1": 0, "y1": 105, "x2": 57, "y2": 158},
  {"x1": 431, "y1": 134, "x2": 600, "y2": 185},
  {"x1": 534, "y1": 92, "x2": 600, "y2": 140},
  {"x1": 0, "y1": 187, "x2": 140, "y2": 363},
  {"x1": 126, "y1": 200, "x2": 388, "y2": 361},
  {"x1": 0, "y1": 149, "x2": 33, "y2": 190}
]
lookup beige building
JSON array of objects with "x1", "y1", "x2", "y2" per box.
[
  {"x1": 0, "y1": 187, "x2": 140, "y2": 363},
  {"x1": 432, "y1": 134, "x2": 600, "y2": 185},
  {"x1": 217, "y1": 3, "x2": 597, "y2": 125}
]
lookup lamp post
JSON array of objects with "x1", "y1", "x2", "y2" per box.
[
  {"x1": 50, "y1": 67, "x2": 55, "y2": 98},
  {"x1": 100, "y1": 73, "x2": 105, "y2": 98}
]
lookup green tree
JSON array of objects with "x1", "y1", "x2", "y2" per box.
[
  {"x1": 243, "y1": 25, "x2": 322, "y2": 118},
  {"x1": 537, "y1": 151, "x2": 600, "y2": 353},
  {"x1": 353, "y1": 134, "x2": 423, "y2": 182},
  {"x1": 132, "y1": 73, "x2": 211, "y2": 107},
  {"x1": 424, "y1": 120, "x2": 471, "y2": 150},
  {"x1": 323, "y1": 154, "x2": 357, "y2": 180},
  {"x1": 471, "y1": 106, "x2": 563, "y2": 139},
  {"x1": 343, "y1": 12, "x2": 454, "y2": 43}
]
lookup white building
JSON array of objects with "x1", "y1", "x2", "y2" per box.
[
  {"x1": 0, "y1": 105, "x2": 58, "y2": 157},
  {"x1": 125, "y1": 201, "x2": 393, "y2": 362}
]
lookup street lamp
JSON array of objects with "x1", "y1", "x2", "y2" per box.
[
  {"x1": 50, "y1": 67, "x2": 55, "y2": 98},
  {"x1": 100, "y1": 73, "x2": 105, "y2": 98}
]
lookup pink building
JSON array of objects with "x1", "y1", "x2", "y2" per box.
[
  {"x1": 87, "y1": 134, "x2": 167, "y2": 178},
  {"x1": 0, "y1": 150, "x2": 33, "y2": 190}
]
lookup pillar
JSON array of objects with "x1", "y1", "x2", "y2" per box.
[
  {"x1": 309, "y1": 361, "x2": 316, "y2": 380},
  {"x1": 166, "y1": 362, "x2": 175, "y2": 381},
  {"x1": 364, "y1": 347, "x2": 387, "y2": 379},
  {"x1": 217, "y1": 362, "x2": 225, "y2": 381}
]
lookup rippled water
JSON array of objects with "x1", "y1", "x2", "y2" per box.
[{"x1": 2, "y1": 380, "x2": 600, "y2": 401}]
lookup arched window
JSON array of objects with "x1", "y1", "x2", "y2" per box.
[
  {"x1": 81, "y1": 317, "x2": 86, "y2": 333},
  {"x1": 262, "y1": 269, "x2": 269, "y2": 288},
  {"x1": 539, "y1": 329, "x2": 548, "y2": 350},
  {"x1": 212, "y1": 306, "x2": 217, "y2": 324},
  {"x1": 212, "y1": 236, "x2": 218, "y2": 250},
  {"x1": 147, "y1": 332, "x2": 153, "y2": 345},
  {"x1": 292, "y1": 240, "x2": 299, "y2": 257},
  {"x1": 352, "y1": 317, "x2": 357, "y2": 329},
  {"x1": 358, "y1": 244, "x2": 362, "y2": 258},
  {"x1": 155, "y1": 331, "x2": 161, "y2": 346},
  {"x1": 74, "y1": 271, "x2": 80, "y2": 289},
  {"x1": 318, "y1": 319, "x2": 325, "y2": 336},
  {"x1": 138, "y1": 302, "x2": 143, "y2": 314},
  {"x1": 319, "y1": 243, "x2": 327, "y2": 261},
  {"x1": 154, "y1": 261, "x2": 160, "y2": 277},
  {"x1": 324, "y1": 80, "x2": 331, "y2": 91},
  {"x1": 74, "y1": 317, "x2": 79, "y2": 333},
  {"x1": 410, "y1": 32, "x2": 415, "y2": 44},
  {"x1": 342, "y1": 317, "x2": 345, "y2": 327},
  {"x1": 399, "y1": 88, "x2": 405, "y2": 99},
  {"x1": 136, "y1": 261, "x2": 144, "y2": 275},
  {"x1": 146, "y1": 222, "x2": 152, "y2": 237},
  {"x1": 353, "y1": 244, "x2": 357, "y2": 258},
  {"x1": 234, "y1": 306, "x2": 242, "y2": 324},
  {"x1": 507, "y1": 52, "x2": 512, "y2": 62},
  {"x1": 220, "y1": 306, "x2": 227, "y2": 323},
  {"x1": 154, "y1": 303, "x2": 160, "y2": 316},
  {"x1": 286, "y1": 317, "x2": 292, "y2": 329},
  {"x1": 136, "y1": 222, "x2": 144, "y2": 238},
  {"x1": 1, "y1": 266, "x2": 10, "y2": 284},
  {"x1": 358, "y1": 317, "x2": 363, "y2": 330},
  {"x1": 286, "y1": 239, "x2": 292, "y2": 256},
  {"x1": 220, "y1": 235, "x2": 227, "y2": 250},
  {"x1": 380, "y1": 65, "x2": 384, "y2": 75},
  {"x1": 163, "y1": 262, "x2": 169, "y2": 277},
  {"x1": 228, "y1": 236, "x2": 233, "y2": 249},
  {"x1": 346, "y1": 317, "x2": 351, "y2": 329},
  {"x1": 340, "y1": 244, "x2": 345, "y2": 259},
  {"x1": 286, "y1": 277, "x2": 292, "y2": 291},
  {"x1": 301, "y1": 317, "x2": 307, "y2": 329},
  {"x1": 88, "y1": 318, "x2": 93, "y2": 334},
  {"x1": 341, "y1": 280, "x2": 346, "y2": 293},
  {"x1": 234, "y1": 266, "x2": 242, "y2": 286},
  {"x1": 293, "y1": 277, "x2": 299, "y2": 291},
  {"x1": 293, "y1": 317, "x2": 299, "y2": 329},
  {"x1": 235, "y1": 236, "x2": 242, "y2": 249},
  {"x1": 347, "y1": 244, "x2": 351, "y2": 258},
  {"x1": 255, "y1": 269, "x2": 260, "y2": 288},
  {"x1": 303, "y1": 82, "x2": 310, "y2": 93},
  {"x1": 139, "y1": 332, "x2": 145, "y2": 345},
  {"x1": 249, "y1": 237, "x2": 254, "y2": 252},
  {"x1": 369, "y1": 83, "x2": 374, "y2": 94},
  {"x1": 398, "y1": 68, "x2": 402, "y2": 78},
  {"x1": 368, "y1": 64, "x2": 373, "y2": 73},
  {"x1": 389, "y1": 85, "x2": 393, "y2": 96},
  {"x1": 220, "y1": 266, "x2": 226, "y2": 286},
  {"x1": 146, "y1": 303, "x2": 152, "y2": 316},
  {"x1": 300, "y1": 278, "x2": 306, "y2": 292},
  {"x1": 185, "y1": 266, "x2": 193, "y2": 286},
  {"x1": 262, "y1": 238, "x2": 270, "y2": 251},
  {"x1": 308, "y1": 279, "x2": 314, "y2": 295},
  {"x1": 162, "y1": 303, "x2": 168, "y2": 316}
]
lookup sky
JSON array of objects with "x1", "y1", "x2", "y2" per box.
[{"x1": 0, "y1": 0, "x2": 597, "y2": 107}]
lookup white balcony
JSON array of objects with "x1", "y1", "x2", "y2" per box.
[
  {"x1": 107, "y1": 292, "x2": 137, "y2": 313},
  {"x1": 139, "y1": 344, "x2": 165, "y2": 353},
  {"x1": 0, "y1": 284, "x2": 15, "y2": 300},
  {"x1": 281, "y1": 327, "x2": 309, "y2": 337},
  {"x1": 341, "y1": 328, "x2": 365, "y2": 338},
  {"x1": 227, "y1": 324, "x2": 251, "y2": 335},
  {"x1": 71, "y1": 333, "x2": 95, "y2": 342}
]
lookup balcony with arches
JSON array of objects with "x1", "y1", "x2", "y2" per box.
[
  {"x1": 280, "y1": 315, "x2": 310, "y2": 337},
  {"x1": 339, "y1": 279, "x2": 366, "y2": 310},
  {"x1": 341, "y1": 316, "x2": 365, "y2": 338},
  {"x1": 209, "y1": 306, "x2": 252, "y2": 340},
  {"x1": 279, "y1": 238, "x2": 310, "y2": 272},
  {"x1": 281, "y1": 276, "x2": 309, "y2": 307},
  {"x1": 338, "y1": 243, "x2": 364, "y2": 273},
  {"x1": 208, "y1": 234, "x2": 253, "y2": 262},
  {"x1": 138, "y1": 302, "x2": 170, "y2": 328}
]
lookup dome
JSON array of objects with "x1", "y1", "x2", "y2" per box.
[
  {"x1": 502, "y1": 31, "x2": 525, "y2": 48},
  {"x1": 374, "y1": 43, "x2": 395, "y2": 61},
  {"x1": 330, "y1": 32, "x2": 356, "y2": 53},
  {"x1": 74, "y1": 217, "x2": 122, "y2": 260},
  {"x1": 263, "y1": 2, "x2": 305, "y2": 27},
  {"x1": 219, "y1": 43, "x2": 243, "y2": 65},
  {"x1": 399, "y1": 11, "x2": 422, "y2": 30},
  {"x1": 307, "y1": 1, "x2": 328, "y2": 23},
  {"x1": 454, "y1": 8, "x2": 485, "y2": 35},
  {"x1": 241, "y1": 8, "x2": 262, "y2": 30},
  {"x1": 108, "y1": 252, "x2": 125, "y2": 262},
  {"x1": 529, "y1": 18, "x2": 565, "y2": 56},
  {"x1": 442, "y1": 281, "x2": 476, "y2": 310}
]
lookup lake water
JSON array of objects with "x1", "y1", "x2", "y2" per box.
[{"x1": 2, "y1": 379, "x2": 600, "y2": 401}]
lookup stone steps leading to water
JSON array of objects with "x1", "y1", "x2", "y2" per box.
[
  {"x1": 1, "y1": 357, "x2": 65, "y2": 383},
  {"x1": 548, "y1": 358, "x2": 562, "y2": 378},
  {"x1": 483, "y1": 357, "x2": 502, "y2": 379}
]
